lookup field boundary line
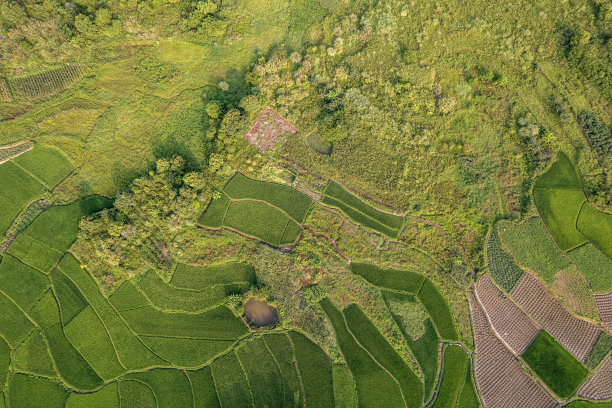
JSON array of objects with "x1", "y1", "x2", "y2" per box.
[
  {"x1": 233, "y1": 350, "x2": 257, "y2": 408},
  {"x1": 262, "y1": 336, "x2": 289, "y2": 405},
  {"x1": 10, "y1": 159, "x2": 50, "y2": 190},
  {"x1": 0, "y1": 144, "x2": 33, "y2": 165},
  {"x1": 182, "y1": 368, "x2": 196, "y2": 408},
  {"x1": 286, "y1": 333, "x2": 308, "y2": 408}
]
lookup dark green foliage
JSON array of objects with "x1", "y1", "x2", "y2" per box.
[
  {"x1": 7, "y1": 373, "x2": 67, "y2": 408},
  {"x1": 65, "y1": 383, "x2": 119, "y2": 408},
  {"x1": 118, "y1": 380, "x2": 157, "y2": 408},
  {"x1": 431, "y1": 345, "x2": 468, "y2": 408},
  {"x1": 0, "y1": 254, "x2": 48, "y2": 311},
  {"x1": 522, "y1": 331, "x2": 589, "y2": 398},
  {"x1": 577, "y1": 112, "x2": 612, "y2": 156},
  {"x1": 343, "y1": 303, "x2": 422, "y2": 407},
  {"x1": 170, "y1": 262, "x2": 256, "y2": 290},
  {"x1": 199, "y1": 192, "x2": 231, "y2": 228},
  {"x1": 486, "y1": 229, "x2": 524, "y2": 292},
  {"x1": 0, "y1": 290, "x2": 34, "y2": 348},
  {"x1": 418, "y1": 279, "x2": 458, "y2": 341},
  {"x1": 568, "y1": 243, "x2": 612, "y2": 292},
  {"x1": 288, "y1": 331, "x2": 335, "y2": 408},
  {"x1": 188, "y1": 366, "x2": 221, "y2": 408},
  {"x1": 210, "y1": 352, "x2": 254, "y2": 408},
  {"x1": 332, "y1": 364, "x2": 357, "y2": 408},
  {"x1": 320, "y1": 298, "x2": 402, "y2": 408},
  {"x1": 12, "y1": 145, "x2": 75, "y2": 188},
  {"x1": 108, "y1": 281, "x2": 149, "y2": 311},
  {"x1": 50, "y1": 268, "x2": 88, "y2": 325},
  {"x1": 584, "y1": 331, "x2": 612, "y2": 369},
  {"x1": 11, "y1": 330, "x2": 56, "y2": 377},
  {"x1": 321, "y1": 195, "x2": 401, "y2": 238},
  {"x1": 402, "y1": 318, "x2": 440, "y2": 398},
  {"x1": 126, "y1": 369, "x2": 193, "y2": 408},
  {"x1": 235, "y1": 337, "x2": 284, "y2": 408},
  {"x1": 457, "y1": 363, "x2": 479, "y2": 408},
  {"x1": 351, "y1": 263, "x2": 426, "y2": 293},
  {"x1": 224, "y1": 172, "x2": 313, "y2": 222},
  {"x1": 0, "y1": 337, "x2": 9, "y2": 386},
  {"x1": 263, "y1": 333, "x2": 304, "y2": 407},
  {"x1": 576, "y1": 203, "x2": 612, "y2": 259}
]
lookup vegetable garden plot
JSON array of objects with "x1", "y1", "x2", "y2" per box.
[
  {"x1": 170, "y1": 261, "x2": 256, "y2": 290},
  {"x1": 12, "y1": 145, "x2": 75, "y2": 188},
  {"x1": 9, "y1": 64, "x2": 85, "y2": 100},
  {"x1": 576, "y1": 203, "x2": 612, "y2": 260},
  {"x1": 321, "y1": 180, "x2": 404, "y2": 238},
  {"x1": 569, "y1": 244, "x2": 612, "y2": 293},
  {"x1": 584, "y1": 332, "x2": 612, "y2": 369},
  {"x1": 118, "y1": 380, "x2": 157, "y2": 408},
  {"x1": 486, "y1": 227, "x2": 524, "y2": 292},
  {"x1": 468, "y1": 294, "x2": 557, "y2": 408},
  {"x1": 522, "y1": 331, "x2": 589, "y2": 399},
  {"x1": 224, "y1": 172, "x2": 313, "y2": 223},
  {"x1": 579, "y1": 355, "x2": 612, "y2": 401},
  {"x1": 0, "y1": 161, "x2": 45, "y2": 234},
  {"x1": 594, "y1": 291, "x2": 612, "y2": 332}
]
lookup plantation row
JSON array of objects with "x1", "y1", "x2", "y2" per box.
[
  {"x1": 9, "y1": 65, "x2": 85, "y2": 100},
  {"x1": 0, "y1": 145, "x2": 75, "y2": 236},
  {"x1": 321, "y1": 180, "x2": 404, "y2": 239},
  {"x1": 579, "y1": 356, "x2": 612, "y2": 401},
  {"x1": 0, "y1": 331, "x2": 335, "y2": 408},
  {"x1": 199, "y1": 172, "x2": 313, "y2": 247},
  {"x1": 594, "y1": 292, "x2": 612, "y2": 332},
  {"x1": 0, "y1": 79, "x2": 11, "y2": 102}
]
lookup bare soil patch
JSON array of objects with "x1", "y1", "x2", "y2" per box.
[{"x1": 244, "y1": 106, "x2": 297, "y2": 152}]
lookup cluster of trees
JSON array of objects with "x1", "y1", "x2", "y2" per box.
[{"x1": 578, "y1": 112, "x2": 612, "y2": 157}]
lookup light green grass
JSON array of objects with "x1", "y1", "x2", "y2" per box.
[
  {"x1": 139, "y1": 335, "x2": 235, "y2": 367},
  {"x1": 0, "y1": 161, "x2": 45, "y2": 234},
  {"x1": 263, "y1": 333, "x2": 304, "y2": 407},
  {"x1": 211, "y1": 351, "x2": 254, "y2": 408},
  {"x1": 64, "y1": 306, "x2": 126, "y2": 380},
  {"x1": 343, "y1": 303, "x2": 422, "y2": 407},
  {"x1": 351, "y1": 262, "x2": 426, "y2": 294},
  {"x1": 11, "y1": 329, "x2": 56, "y2": 377},
  {"x1": 431, "y1": 345, "x2": 469, "y2": 408},
  {"x1": 498, "y1": 217, "x2": 569, "y2": 284},
  {"x1": 224, "y1": 172, "x2": 313, "y2": 223},
  {"x1": 522, "y1": 331, "x2": 589, "y2": 399},
  {"x1": 65, "y1": 383, "x2": 118, "y2": 408},
  {"x1": 118, "y1": 380, "x2": 157, "y2": 408},
  {"x1": 320, "y1": 298, "x2": 401, "y2": 408},
  {"x1": 199, "y1": 192, "x2": 231, "y2": 229},
  {"x1": 568, "y1": 243, "x2": 612, "y2": 292},
  {"x1": 235, "y1": 337, "x2": 284, "y2": 408},
  {"x1": 0, "y1": 291, "x2": 34, "y2": 348},
  {"x1": 188, "y1": 366, "x2": 221, "y2": 408},
  {"x1": 576, "y1": 203, "x2": 612, "y2": 260},
  {"x1": 126, "y1": 369, "x2": 193, "y2": 408},
  {"x1": 0, "y1": 254, "x2": 48, "y2": 311},
  {"x1": 170, "y1": 261, "x2": 256, "y2": 290},
  {"x1": 12, "y1": 145, "x2": 75, "y2": 188},
  {"x1": 7, "y1": 373, "x2": 67, "y2": 408},
  {"x1": 288, "y1": 330, "x2": 335, "y2": 408},
  {"x1": 418, "y1": 279, "x2": 459, "y2": 341}
]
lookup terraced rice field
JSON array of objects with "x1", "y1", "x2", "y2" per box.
[
  {"x1": 510, "y1": 272, "x2": 601, "y2": 362},
  {"x1": 469, "y1": 294, "x2": 557, "y2": 408},
  {"x1": 321, "y1": 180, "x2": 404, "y2": 238},
  {"x1": 594, "y1": 291, "x2": 612, "y2": 332},
  {"x1": 475, "y1": 275, "x2": 541, "y2": 355},
  {"x1": 579, "y1": 356, "x2": 612, "y2": 401},
  {"x1": 198, "y1": 172, "x2": 312, "y2": 246},
  {"x1": 430, "y1": 345, "x2": 478, "y2": 408}
]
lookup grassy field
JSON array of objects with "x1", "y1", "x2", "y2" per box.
[
  {"x1": 568, "y1": 243, "x2": 612, "y2": 293},
  {"x1": 333, "y1": 364, "x2": 357, "y2": 408},
  {"x1": 211, "y1": 352, "x2": 254, "y2": 408},
  {"x1": 431, "y1": 345, "x2": 469, "y2": 408},
  {"x1": 263, "y1": 333, "x2": 304, "y2": 407},
  {"x1": 170, "y1": 262, "x2": 256, "y2": 290},
  {"x1": 535, "y1": 152, "x2": 583, "y2": 190},
  {"x1": 12, "y1": 145, "x2": 75, "y2": 189},
  {"x1": 0, "y1": 291, "x2": 34, "y2": 348},
  {"x1": 418, "y1": 279, "x2": 459, "y2": 341},
  {"x1": 522, "y1": 331, "x2": 589, "y2": 398},
  {"x1": 576, "y1": 203, "x2": 612, "y2": 260},
  {"x1": 118, "y1": 380, "x2": 157, "y2": 408},
  {"x1": 0, "y1": 254, "x2": 48, "y2": 311},
  {"x1": 402, "y1": 318, "x2": 440, "y2": 398},
  {"x1": 0, "y1": 161, "x2": 45, "y2": 234},
  {"x1": 11, "y1": 330, "x2": 56, "y2": 377},
  {"x1": 139, "y1": 336, "x2": 235, "y2": 367},
  {"x1": 498, "y1": 217, "x2": 569, "y2": 284},
  {"x1": 351, "y1": 262, "x2": 426, "y2": 293},
  {"x1": 486, "y1": 228, "x2": 525, "y2": 292},
  {"x1": 224, "y1": 172, "x2": 313, "y2": 222},
  {"x1": 126, "y1": 369, "x2": 193, "y2": 408}
]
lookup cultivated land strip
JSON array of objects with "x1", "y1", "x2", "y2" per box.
[
  {"x1": 510, "y1": 272, "x2": 601, "y2": 362},
  {"x1": 594, "y1": 292, "x2": 612, "y2": 332},
  {"x1": 469, "y1": 293, "x2": 558, "y2": 408},
  {"x1": 578, "y1": 355, "x2": 612, "y2": 401}
]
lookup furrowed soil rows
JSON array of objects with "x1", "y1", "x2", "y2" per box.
[
  {"x1": 475, "y1": 275, "x2": 541, "y2": 355},
  {"x1": 510, "y1": 272, "x2": 601, "y2": 362},
  {"x1": 579, "y1": 356, "x2": 612, "y2": 401},
  {"x1": 469, "y1": 294, "x2": 557, "y2": 408},
  {"x1": 486, "y1": 228, "x2": 524, "y2": 292},
  {"x1": 594, "y1": 291, "x2": 612, "y2": 332},
  {"x1": 10, "y1": 65, "x2": 85, "y2": 100}
]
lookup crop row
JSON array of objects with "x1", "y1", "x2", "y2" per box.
[
  {"x1": 10, "y1": 65, "x2": 85, "y2": 100},
  {"x1": 486, "y1": 228, "x2": 524, "y2": 292}
]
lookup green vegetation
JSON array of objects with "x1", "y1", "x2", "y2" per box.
[
  {"x1": 235, "y1": 337, "x2": 284, "y2": 407},
  {"x1": 584, "y1": 331, "x2": 612, "y2": 369},
  {"x1": 0, "y1": 291, "x2": 34, "y2": 348},
  {"x1": 11, "y1": 330, "x2": 56, "y2": 377},
  {"x1": 431, "y1": 345, "x2": 469, "y2": 408},
  {"x1": 418, "y1": 280, "x2": 459, "y2": 341},
  {"x1": 498, "y1": 217, "x2": 569, "y2": 284},
  {"x1": 333, "y1": 364, "x2": 358, "y2": 408},
  {"x1": 402, "y1": 319, "x2": 440, "y2": 398},
  {"x1": 0, "y1": 161, "x2": 45, "y2": 234},
  {"x1": 566, "y1": 401, "x2": 612, "y2": 408},
  {"x1": 0, "y1": 254, "x2": 48, "y2": 311},
  {"x1": 65, "y1": 383, "x2": 119, "y2": 408},
  {"x1": 521, "y1": 331, "x2": 589, "y2": 398},
  {"x1": 211, "y1": 352, "x2": 254, "y2": 408},
  {"x1": 224, "y1": 172, "x2": 313, "y2": 222},
  {"x1": 322, "y1": 181, "x2": 404, "y2": 238},
  {"x1": 0, "y1": 337, "x2": 9, "y2": 386},
  {"x1": 7, "y1": 373, "x2": 67, "y2": 408},
  {"x1": 577, "y1": 112, "x2": 612, "y2": 157},
  {"x1": 126, "y1": 369, "x2": 193, "y2": 408},
  {"x1": 457, "y1": 363, "x2": 479, "y2": 408},
  {"x1": 188, "y1": 367, "x2": 221, "y2": 408},
  {"x1": 486, "y1": 228, "x2": 524, "y2": 292},
  {"x1": 12, "y1": 146, "x2": 75, "y2": 188},
  {"x1": 199, "y1": 192, "x2": 231, "y2": 229},
  {"x1": 576, "y1": 203, "x2": 612, "y2": 259},
  {"x1": 568, "y1": 243, "x2": 612, "y2": 292},
  {"x1": 351, "y1": 263, "x2": 425, "y2": 294},
  {"x1": 263, "y1": 333, "x2": 304, "y2": 407}
]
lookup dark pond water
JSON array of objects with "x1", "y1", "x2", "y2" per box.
[{"x1": 244, "y1": 297, "x2": 279, "y2": 327}]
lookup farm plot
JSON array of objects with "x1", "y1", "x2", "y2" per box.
[
  {"x1": 401, "y1": 317, "x2": 440, "y2": 399},
  {"x1": 594, "y1": 291, "x2": 612, "y2": 332},
  {"x1": 118, "y1": 380, "x2": 157, "y2": 407},
  {"x1": 0, "y1": 141, "x2": 32, "y2": 163},
  {"x1": 321, "y1": 180, "x2": 404, "y2": 238},
  {"x1": 244, "y1": 106, "x2": 297, "y2": 152},
  {"x1": 584, "y1": 332, "x2": 612, "y2": 369},
  {"x1": 0, "y1": 254, "x2": 48, "y2": 312},
  {"x1": 210, "y1": 351, "x2": 254, "y2": 408},
  {"x1": 579, "y1": 355, "x2": 612, "y2": 401},
  {"x1": 0, "y1": 161, "x2": 45, "y2": 234},
  {"x1": 469, "y1": 294, "x2": 557, "y2": 408},
  {"x1": 12, "y1": 145, "x2": 75, "y2": 188},
  {"x1": 511, "y1": 272, "x2": 601, "y2": 362},
  {"x1": 125, "y1": 369, "x2": 193, "y2": 408},
  {"x1": 320, "y1": 298, "x2": 407, "y2": 408},
  {"x1": 11, "y1": 330, "x2": 56, "y2": 378},
  {"x1": 198, "y1": 191, "x2": 231, "y2": 228},
  {"x1": 7, "y1": 373, "x2": 68, "y2": 408},
  {"x1": 9, "y1": 64, "x2": 85, "y2": 100},
  {"x1": 569, "y1": 244, "x2": 612, "y2": 293},
  {"x1": 533, "y1": 152, "x2": 587, "y2": 251},
  {"x1": 430, "y1": 345, "x2": 475, "y2": 408},
  {"x1": 170, "y1": 261, "x2": 256, "y2": 290},
  {"x1": 576, "y1": 203, "x2": 612, "y2": 260},
  {"x1": 188, "y1": 366, "x2": 221, "y2": 408},
  {"x1": 498, "y1": 217, "x2": 570, "y2": 284},
  {"x1": 475, "y1": 275, "x2": 540, "y2": 355},
  {"x1": 0, "y1": 337, "x2": 9, "y2": 385},
  {"x1": 0, "y1": 290, "x2": 34, "y2": 348},
  {"x1": 522, "y1": 331, "x2": 589, "y2": 399},
  {"x1": 486, "y1": 227, "x2": 524, "y2": 292},
  {"x1": 418, "y1": 279, "x2": 459, "y2": 341},
  {"x1": 223, "y1": 172, "x2": 313, "y2": 222},
  {"x1": 65, "y1": 382, "x2": 118, "y2": 408},
  {"x1": 263, "y1": 333, "x2": 304, "y2": 407},
  {"x1": 8, "y1": 196, "x2": 112, "y2": 272}
]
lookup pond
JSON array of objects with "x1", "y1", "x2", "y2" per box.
[{"x1": 244, "y1": 297, "x2": 279, "y2": 327}]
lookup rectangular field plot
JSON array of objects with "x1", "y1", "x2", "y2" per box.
[
  {"x1": 12, "y1": 146, "x2": 75, "y2": 188},
  {"x1": 210, "y1": 352, "x2": 253, "y2": 408},
  {"x1": 351, "y1": 262, "x2": 425, "y2": 293},
  {"x1": 522, "y1": 331, "x2": 589, "y2": 399},
  {"x1": 224, "y1": 172, "x2": 313, "y2": 223},
  {"x1": 486, "y1": 228, "x2": 524, "y2": 292},
  {"x1": 223, "y1": 200, "x2": 302, "y2": 246},
  {"x1": 170, "y1": 262, "x2": 256, "y2": 290},
  {"x1": 188, "y1": 366, "x2": 221, "y2": 408},
  {"x1": 0, "y1": 161, "x2": 45, "y2": 234},
  {"x1": 322, "y1": 180, "x2": 404, "y2": 238},
  {"x1": 126, "y1": 369, "x2": 193, "y2": 408},
  {"x1": 199, "y1": 192, "x2": 230, "y2": 229}
]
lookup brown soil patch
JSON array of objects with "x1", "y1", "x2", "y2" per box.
[
  {"x1": 594, "y1": 291, "x2": 612, "y2": 333},
  {"x1": 552, "y1": 268, "x2": 598, "y2": 319},
  {"x1": 244, "y1": 106, "x2": 297, "y2": 152},
  {"x1": 579, "y1": 355, "x2": 612, "y2": 400}
]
